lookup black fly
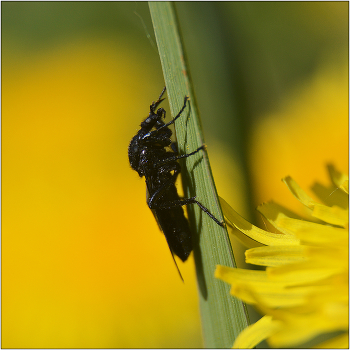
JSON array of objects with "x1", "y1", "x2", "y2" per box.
[{"x1": 128, "y1": 87, "x2": 224, "y2": 278}]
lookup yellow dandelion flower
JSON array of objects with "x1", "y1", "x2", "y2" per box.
[{"x1": 215, "y1": 165, "x2": 349, "y2": 348}]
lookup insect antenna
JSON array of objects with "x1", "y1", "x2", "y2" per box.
[{"x1": 150, "y1": 87, "x2": 167, "y2": 112}]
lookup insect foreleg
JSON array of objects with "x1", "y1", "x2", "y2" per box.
[{"x1": 149, "y1": 96, "x2": 189, "y2": 137}]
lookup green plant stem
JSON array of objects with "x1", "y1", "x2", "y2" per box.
[{"x1": 149, "y1": 2, "x2": 249, "y2": 348}]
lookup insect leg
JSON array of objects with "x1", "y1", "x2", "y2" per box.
[
  {"x1": 154, "y1": 96, "x2": 189, "y2": 132},
  {"x1": 147, "y1": 148, "x2": 224, "y2": 227},
  {"x1": 192, "y1": 199, "x2": 225, "y2": 227},
  {"x1": 147, "y1": 95, "x2": 188, "y2": 140},
  {"x1": 153, "y1": 196, "x2": 225, "y2": 227},
  {"x1": 156, "y1": 146, "x2": 205, "y2": 167}
]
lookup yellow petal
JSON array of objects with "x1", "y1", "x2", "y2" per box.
[
  {"x1": 340, "y1": 179, "x2": 349, "y2": 194},
  {"x1": 268, "y1": 311, "x2": 348, "y2": 347},
  {"x1": 220, "y1": 197, "x2": 300, "y2": 246},
  {"x1": 267, "y1": 260, "x2": 345, "y2": 283},
  {"x1": 225, "y1": 223, "x2": 262, "y2": 249},
  {"x1": 294, "y1": 224, "x2": 348, "y2": 247},
  {"x1": 245, "y1": 245, "x2": 308, "y2": 267},
  {"x1": 257, "y1": 201, "x2": 303, "y2": 236},
  {"x1": 282, "y1": 176, "x2": 348, "y2": 226},
  {"x1": 314, "y1": 332, "x2": 349, "y2": 348},
  {"x1": 305, "y1": 246, "x2": 348, "y2": 269},
  {"x1": 312, "y1": 203, "x2": 348, "y2": 226},
  {"x1": 232, "y1": 315, "x2": 282, "y2": 349},
  {"x1": 283, "y1": 176, "x2": 318, "y2": 209},
  {"x1": 215, "y1": 265, "x2": 268, "y2": 285},
  {"x1": 215, "y1": 265, "x2": 326, "y2": 308},
  {"x1": 245, "y1": 296, "x2": 348, "y2": 347},
  {"x1": 273, "y1": 215, "x2": 348, "y2": 246}
]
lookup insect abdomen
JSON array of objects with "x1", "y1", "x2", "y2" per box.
[{"x1": 154, "y1": 206, "x2": 192, "y2": 262}]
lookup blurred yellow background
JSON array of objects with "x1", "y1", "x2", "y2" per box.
[{"x1": 2, "y1": 2, "x2": 348, "y2": 348}]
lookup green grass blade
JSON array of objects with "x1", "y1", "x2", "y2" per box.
[{"x1": 149, "y1": 2, "x2": 250, "y2": 348}]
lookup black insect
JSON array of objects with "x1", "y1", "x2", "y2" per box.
[{"x1": 128, "y1": 87, "x2": 224, "y2": 276}]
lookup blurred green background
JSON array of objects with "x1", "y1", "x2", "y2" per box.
[{"x1": 2, "y1": 2, "x2": 348, "y2": 348}]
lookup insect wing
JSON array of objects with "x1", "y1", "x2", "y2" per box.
[
  {"x1": 154, "y1": 206, "x2": 192, "y2": 262},
  {"x1": 146, "y1": 176, "x2": 192, "y2": 262},
  {"x1": 146, "y1": 179, "x2": 185, "y2": 280},
  {"x1": 146, "y1": 183, "x2": 163, "y2": 232}
]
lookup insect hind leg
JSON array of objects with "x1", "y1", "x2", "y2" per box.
[
  {"x1": 193, "y1": 199, "x2": 225, "y2": 227},
  {"x1": 152, "y1": 196, "x2": 225, "y2": 227}
]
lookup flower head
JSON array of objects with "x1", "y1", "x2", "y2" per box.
[{"x1": 215, "y1": 165, "x2": 348, "y2": 348}]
